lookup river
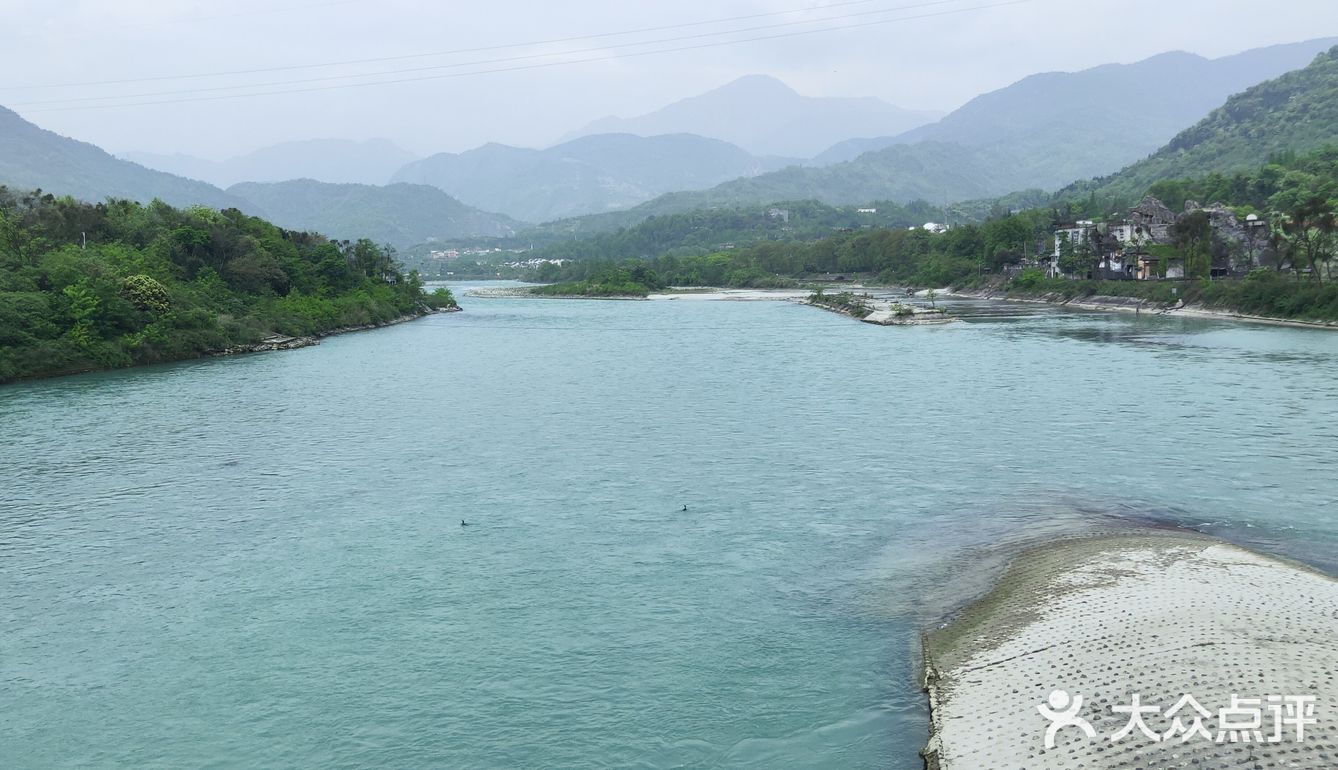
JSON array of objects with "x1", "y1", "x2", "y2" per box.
[{"x1": 3, "y1": 284, "x2": 1338, "y2": 768}]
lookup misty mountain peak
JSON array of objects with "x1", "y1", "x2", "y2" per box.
[
  {"x1": 562, "y1": 74, "x2": 939, "y2": 158},
  {"x1": 710, "y1": 74, "x2": 800, "y2": 99}
]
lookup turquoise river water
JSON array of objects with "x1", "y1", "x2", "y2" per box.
[{"x1": 3, "y1": 285, "x2": 1338, "y2": 769}]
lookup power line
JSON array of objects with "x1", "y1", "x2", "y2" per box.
[
  {"x1": 11, "y1": 0, "x2": 975, "y2": 107},
  {"x1": 20, "y1": 0, "x2": 1027, "y2": 114},
  {"x1": 105, "y1": 0, "x2": 365, "y2": 31},
  {"x1": 3, "y1": 0, "x2": 951, "y2": 92}
]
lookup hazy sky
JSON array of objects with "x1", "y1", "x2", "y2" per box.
[{"x1": 4, "y1": 0, "x2": 1338, "y2": 159}]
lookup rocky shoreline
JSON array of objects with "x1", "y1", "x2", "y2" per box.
[
  {"x1": 802, "y1": 296, "x2": 957, "y2": 326},
  {"x1": 210, "y1": 305, "x2": 460, "y2": 356},
  {"x1": 951, "y1": 287, "x2": 1338, "y2": 330}
]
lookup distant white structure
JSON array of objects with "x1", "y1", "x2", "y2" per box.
[
  {"x1": 1053, "y1": 221, "x2": 1095, "y2": 257},
  {"x1": 922, "y1": 222, "x2": 949, "y2": 234},
  {"x1": 502, "y1": 257, "x2": 568, "y2": 269},
  {"x1": 857, "y1": 207, "x2": 877, "y2": 214}
]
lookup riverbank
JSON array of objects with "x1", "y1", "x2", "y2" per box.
[
  {"x1": 3, "y1": 305, "x2": 459, "y2": 385},
  {"x1": 209, "y1": 305, "x2": 460, "y2": 356},
  {"x1": 467, "y1": 286, "x2": 646, "y2": 300},
  {"x1": 467, "y1": 285, "x2": 810, "y2": 301},
  {"x1": 922, "y1": 531, "x2": 1338, "y2": 769},
  {"x1": 952, "y1": 280, "x2": 1338, "y2": 330}
]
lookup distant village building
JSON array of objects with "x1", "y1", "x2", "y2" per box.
[
  {"x1": 1047, "y1": 195, "x2": 1269, "y2": 280},
  {"x1": 767, "y1": 207, "x2": 790, "y2": 223},
  {"x1": 856, "y1": 207, "x2": 877, "y2": 214},
  {"x1": 1105, "y1": 223, "x2": 1153, "y2": 249},
  {"x1": 1053, "y1": 220, "x2": 1094, "y2": 258},
  {"x1": 1129, "y1": 196, "x2": 1176, "y2": 244},
  {"x1": 922, "y1": 222, "x2": 949, "y2": 234}
]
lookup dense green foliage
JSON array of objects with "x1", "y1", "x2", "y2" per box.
[
  {"x1": 1143, "y1": 148, "x2": 1338, "y2": 213},
  {"x1": 534, "y1": 208, "x2": 1053, "y2": 289},
  {"x1": 527, "y1": 199, "x2": 979, "y2": 265},
  {"x1": 998, "y1": 272, "x2": 1338, "y2": 322},
  {"x1": 1065, "y1": 45, "x2": 1338, "y2": 205},
  {"x1": 1198, "y1": 270, "x2": 1338, "y2": 319},
  {"x1": 0, "y1": 188, "x2": 452, "y2": 382},
  {"x1": 528, "y1": 265, "x2": 664, "y2": 297}
]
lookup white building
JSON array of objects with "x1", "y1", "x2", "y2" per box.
[{"x1": 1053, "y1": 221, "x2": 1094, "y2": 257}]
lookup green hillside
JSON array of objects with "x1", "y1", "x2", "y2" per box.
[
  {"x1": 527, "y1": 199, "x2": 951, "y2": 267},
  {"x1": 1067, "y1": 45, "x2": 1338, "y2": 203},
  {"x1": 228, "y1": 180, "x2": 524, "y2": 249},
  {"x1": 0, "y1": 188, "x2": 455, "y2": 382},
  {"x1": 0, "y1": 106, "x2": 253, "y2": 212}
]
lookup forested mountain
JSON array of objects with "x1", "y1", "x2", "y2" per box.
[
  {"x1": 0, "y1": 188, "x2": 455, "y2": 382},
  {"x1": 563, "y1": 75, "x2": 940, "y2": 158},
  {"x1": 1065, "y1": 45, "x2": 1338, "y2": 203},
  {"x1": 532, "y1": 39, "x2": 1338, "y2": 233},
  {"x1": 390, "y1": 133, "x2": 798, "y2": 223},
  {"x1": 526, "y1": 200, "x2": 945, "y2": 266},
  {"x1": 0, "y1": 106, "x2": 254, "y2": 212},
  {"x1": 667, "y1": 141, "x2": 1012, "y2": 210},
  {"x1": 123, "y1": 139, "x2": 418, "y2": 188},
  {"x1": 227, "y1": 180, "x2": 523, "y2": 248},
  {"x1": 813, "y1": 37, "x2": 1338, "y2": 171},
  {"x1": 517, "y1": 142, "x2": 1012, "y2": 235}
]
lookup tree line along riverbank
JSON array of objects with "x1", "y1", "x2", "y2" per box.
[
  {"x1": 520, "y1": 147, "x2": 1338, "y2": 322},
  {"x1": 0, "y1": 188, "x2": 457, "y2": 384},
  {"x1": 964, "y1": 272, "x2": 1338, "y2": 325}
]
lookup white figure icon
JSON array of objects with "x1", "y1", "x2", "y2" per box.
[{"x1": 1038, "y1": 690, "x2": 1097, "y2": 749}]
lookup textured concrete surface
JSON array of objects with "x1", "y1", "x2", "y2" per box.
[{"x1": 922, "y1": 532, "x2": 1338, "y2": 769}]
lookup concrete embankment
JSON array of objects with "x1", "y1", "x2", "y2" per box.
[{"x1": 922, "y1": 531, "x2": 1338, "y2": 769}]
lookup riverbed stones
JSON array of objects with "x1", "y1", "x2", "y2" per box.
[{"x1": 922, "y1": 532, "x2": 1338, "y2": 769}]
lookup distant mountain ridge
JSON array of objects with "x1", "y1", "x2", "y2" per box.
[
  {"x1": 564, "y1": 75, "x2": 941, "y2": 158},
  {"x1": 122, "y1": 138, "x2": 417, "y2": 187},
  {"x1": 391, "y1": 132, "x2": 799, "y2": 222},
  {"x1": 1065, "y1": 44, "x2": 1338, "y2": 202},
  {"x1": 0, "y1": 106, "x2": 255, "y2": 212},
  {"x1": 536, "y1": 37, "x2": 1338, "y2": 230},
  {"x1": 813, "y1": 36, "x2": 1338, "y2": 175},
  {"x1": 227, "y1": 180, "x2": 523, "y2": 249}
]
